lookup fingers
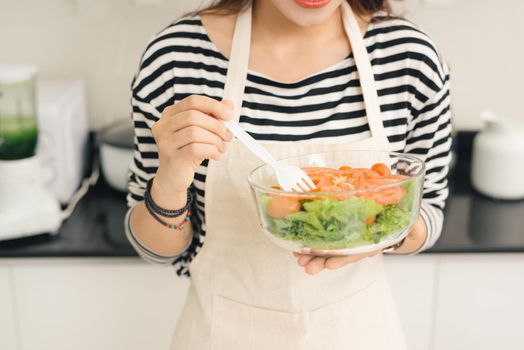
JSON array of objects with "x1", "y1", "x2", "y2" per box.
[
  {"x1": 169, "y1": 95, "x2": 234, "y2": 121},
  {"x1": 392, "y1": 217, "x2": 427, "y2": 254},
  {"x1": 297, "y1": 254, "x2": 315, "y2": 267},
  {"x1": 324, "y1": 256, "x2": 357, "y2": 270},
  {"x1": 305, "y1": 257, "x2": 327, "y2": 275},
  {"x1": 407, "y1": 217, "x2": 427, "y2": 242},
  {"x1": 172, "y1": 126, "x2": 226, "y2": 153},
  {"x1": 221, "y1": 99, "x2": 234, "y2": 110},
  {"x1": 324, "y1": 250, "x2": 381, "y2": 270},
  {"x1": 180, "y1": 143, "x2": 223, "y2": 162},
  {"x1": 172, "y1": 110, "x2": 233, "y2": 141},
  {"x1": 153, "y1": 96, "x2": 236, "y2": 165},
  {"x1": 294, "y1": 253, "x2": 326, "y2": 274},
  {"x1": 155, "y1": 109, "x2": 233, "y2": 141},
  {"x1": 294, "y1": 249, "x2": 382, "y2": 274}
]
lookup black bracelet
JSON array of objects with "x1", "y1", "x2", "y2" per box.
[
  {"x1": 144, "y1": 197, "x2": 191, "y2": 240},
  {"x1": 144, "y1": 178, "x2": 193, "y2": 218}
]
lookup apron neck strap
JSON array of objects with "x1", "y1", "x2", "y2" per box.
[
  {"x1": 223, "y1": 2, "x2": 386, "y2": 137},
  {"x1": 340, "y1": 2, "x2": 385, "y2": 137},
  {"x1": 223, "y1": 5, "x2": 252, "y2": 122}
]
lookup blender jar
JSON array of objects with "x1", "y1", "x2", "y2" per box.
[{"x1": 0, "y1": 65, "x2": 38, "y2": 160}]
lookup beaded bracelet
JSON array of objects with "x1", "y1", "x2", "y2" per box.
[
  {"x1": 144, "y1": 178, "x2": 193, "y2": 218},
  {"x1": 144, "y1": 197, "x2": 191, "y2": 241}
]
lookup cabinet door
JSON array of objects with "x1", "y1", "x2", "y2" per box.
[
  {"x1": 433, "y1": 255, "x2": 524, "y2": 350},
  {"x1": 0, "y1": 265, "x2": 18, "y2": 350},
  {"x1": 384, "y1": 255, "x2": 437, "y2": 350},
  {"x1": 13, "y1": 259, "x2": 189, "y2": 350}
]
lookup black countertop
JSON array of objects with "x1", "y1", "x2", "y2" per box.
[
  {"x1": 428, "y1": 133, "x2": 524, "y2": 253},
  {"x1": 0, "y1": 177, "x2": 134, "y2": 257},
  {"x1": 1, "y1": 132, "x2": 523, "y2": 258}
]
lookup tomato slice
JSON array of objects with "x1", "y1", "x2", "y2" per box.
[
  {"x1": 387, "y1": 174, "x2": 409, "y2": 180},
  {"x1": 303, "y1": 167, "x2": 337, "y2": 175},
  {"x1": 307, "y1": 174, "x2": 332, "y2": 192},
  {"x1": 266, "y1": 185, "x2": 303, "y2": 200},
  {"x1": 371, "y1": 163, "x2": 391, "y2": 177},
  {"x1": 338, "y1": 168, "x2": 380, "y2": 180},
  {"x1": 267, "y1": 195, "x2": 301, "y2": 219},
  {"x1": 268, "y1": 165, "x2": 410, "y2": 204},
  {"x1": 377, "y1": 186, "x2": 406, "y2": 205},
  {"x1": 357, "y1": 178, "x2": 398, "y2": 187},
  {"x1": 329, "y1": 173, "x2": 355, "y2": 187},
  {"x1": 335, "y1": 182, "x2": 355, "y2": 190},
  {"x1": 356, "y1": 186, "x2": 406, "y2": 206}
]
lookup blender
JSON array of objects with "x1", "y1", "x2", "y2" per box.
[{"x1": 0, "y1": 65, "x2": 61, "y2": 240}]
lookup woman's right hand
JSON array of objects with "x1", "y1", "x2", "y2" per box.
[{"x1": 151, "y1": 95, "x2": 234, "y2": 201}]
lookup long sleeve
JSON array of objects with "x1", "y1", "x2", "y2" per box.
[
  {"x1": 124, "y1": 17, "x2": 218, "y2": 276},
  {"x1": 125, "y1": 95, "x2": 180, "y2": 265},
  {"x1": 125, "y1": 93, "x2": 204, "y2": 268},
  {"x1": 404, "y1": 59, "x2": 452, "y2": 251}
]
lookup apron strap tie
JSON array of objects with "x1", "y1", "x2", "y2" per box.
[{"x1": 223, "y1": 6, "x2": 252, "y2": 122}]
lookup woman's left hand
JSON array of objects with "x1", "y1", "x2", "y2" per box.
[{"x1": 293, "y1": 217, "x2": 428, "y2": 275}]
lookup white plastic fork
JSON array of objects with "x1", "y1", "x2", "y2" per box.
[{"x1": 223, "y1": 120, "x2": 316, "y2": 192}]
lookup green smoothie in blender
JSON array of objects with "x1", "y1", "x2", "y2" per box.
[
  {"x1": 0, "y1": 116, "x2": 38, "y2": 160},
  {"x1": 0, "y1": 65, "x2": 39, "y2": 161}
]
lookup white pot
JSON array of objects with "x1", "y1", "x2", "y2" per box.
[
  {"x1": 471, "y1": 112, "x2": 524, "y2": 200},
  {"x1": 99, "y1": 120, "x2": 135, "y2": 192}
]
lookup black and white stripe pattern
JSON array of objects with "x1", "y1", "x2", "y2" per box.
[{"x1": 127, "y1": 15, "x2": 452, "y2": 276}]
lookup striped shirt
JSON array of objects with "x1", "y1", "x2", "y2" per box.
[{"x1": 126, "y1": 14, "x2": 452, "y2": 276}]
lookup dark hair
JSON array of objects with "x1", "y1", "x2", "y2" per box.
[{"x1": 199, "y1": 0, "x2": 392, "y2": 17}]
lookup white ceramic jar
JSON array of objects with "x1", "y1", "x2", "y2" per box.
[{"x1": 471, "y1": 112, "x2": 524, "y2": 200}]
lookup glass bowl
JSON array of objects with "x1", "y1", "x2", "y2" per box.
[{"x1": 248, "y1": 150, "x2": 425, "y2": 256}]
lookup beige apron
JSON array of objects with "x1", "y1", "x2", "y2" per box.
[{"x1": 172, "y1": 3, "x2": 407, "y2": 349}]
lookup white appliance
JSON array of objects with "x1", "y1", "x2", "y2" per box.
[
  {"x1": 471, "y1": 111, "x2": 524, "y2": 200},
  {"x1": 37, "y1": 80, "x2": 88, "y2": 203},
  {"x1": 0, "y1": 156, "x2": 62, "y2": 240},
  {"x1": 0, "y1": 65, "x2": 62, "y2": 241}
]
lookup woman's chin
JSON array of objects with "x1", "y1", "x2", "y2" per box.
[{"x1": 282, "y1": 0, "x2": 344, "y2": 27}]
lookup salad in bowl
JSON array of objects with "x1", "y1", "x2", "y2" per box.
[{"x1": 248, "y1": 151, "x2": 425, "y2": 256}]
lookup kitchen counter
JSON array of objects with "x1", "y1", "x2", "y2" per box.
[
  {"x1": 0, "y1": 177, "x2": 133, "y2": 257},
  {"x1": 1, "y1": 132, "x2": 523, "y2": 258},
  {"x1": 429, "y1": 132, "x2": 524, "y2": 253}
]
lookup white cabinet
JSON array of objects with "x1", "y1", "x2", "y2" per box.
[
  {"x1": 0, "y1": 266, "x2": 18, "y2": 350},
  {"x1": 433, "y1": 255, "x2": 524, "y2": 350},
  {"x1": 3, "y1": 254, "x2": 524, "y2": 349},
  {"x1": 384, "y1": 255, "x2": 437, "y2": 350},
  {"x1": 11, "y1": 259, "x2": 189, "y2": 350}
]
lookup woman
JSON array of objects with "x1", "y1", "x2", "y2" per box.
[{"x1": 126, "y1": 0, "x2": 451, "y2": 348}]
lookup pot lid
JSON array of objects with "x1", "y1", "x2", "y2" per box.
[
  {"x1": 481, "y1": 110, "x2": 524, "y2": 135},
  {"x1": 100, "y1": 119, "x2": 134, "y2": 149}
]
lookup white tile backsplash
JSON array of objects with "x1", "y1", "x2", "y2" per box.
[{"x1": 1, "y1": 0, "x2": 522, "y2": 130}]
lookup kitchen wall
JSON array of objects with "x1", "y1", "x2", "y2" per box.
[
  {"x1": 0, "y1": 0, "x2": 210, "y2": 130},
  {"x1": 1, "y1": 0, "x2": 522, "y2": 130},
  {"x1": 396, "y1": 0, "x2": 524, "y2": 130}
]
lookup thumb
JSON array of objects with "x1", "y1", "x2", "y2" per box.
[{"x1": 407, "y1": 217, "x2": 427, "y2": 242}]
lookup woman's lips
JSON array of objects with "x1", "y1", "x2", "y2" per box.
[{"x1": 294, "y1": 0, "x2": 332, "y2": 9}]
